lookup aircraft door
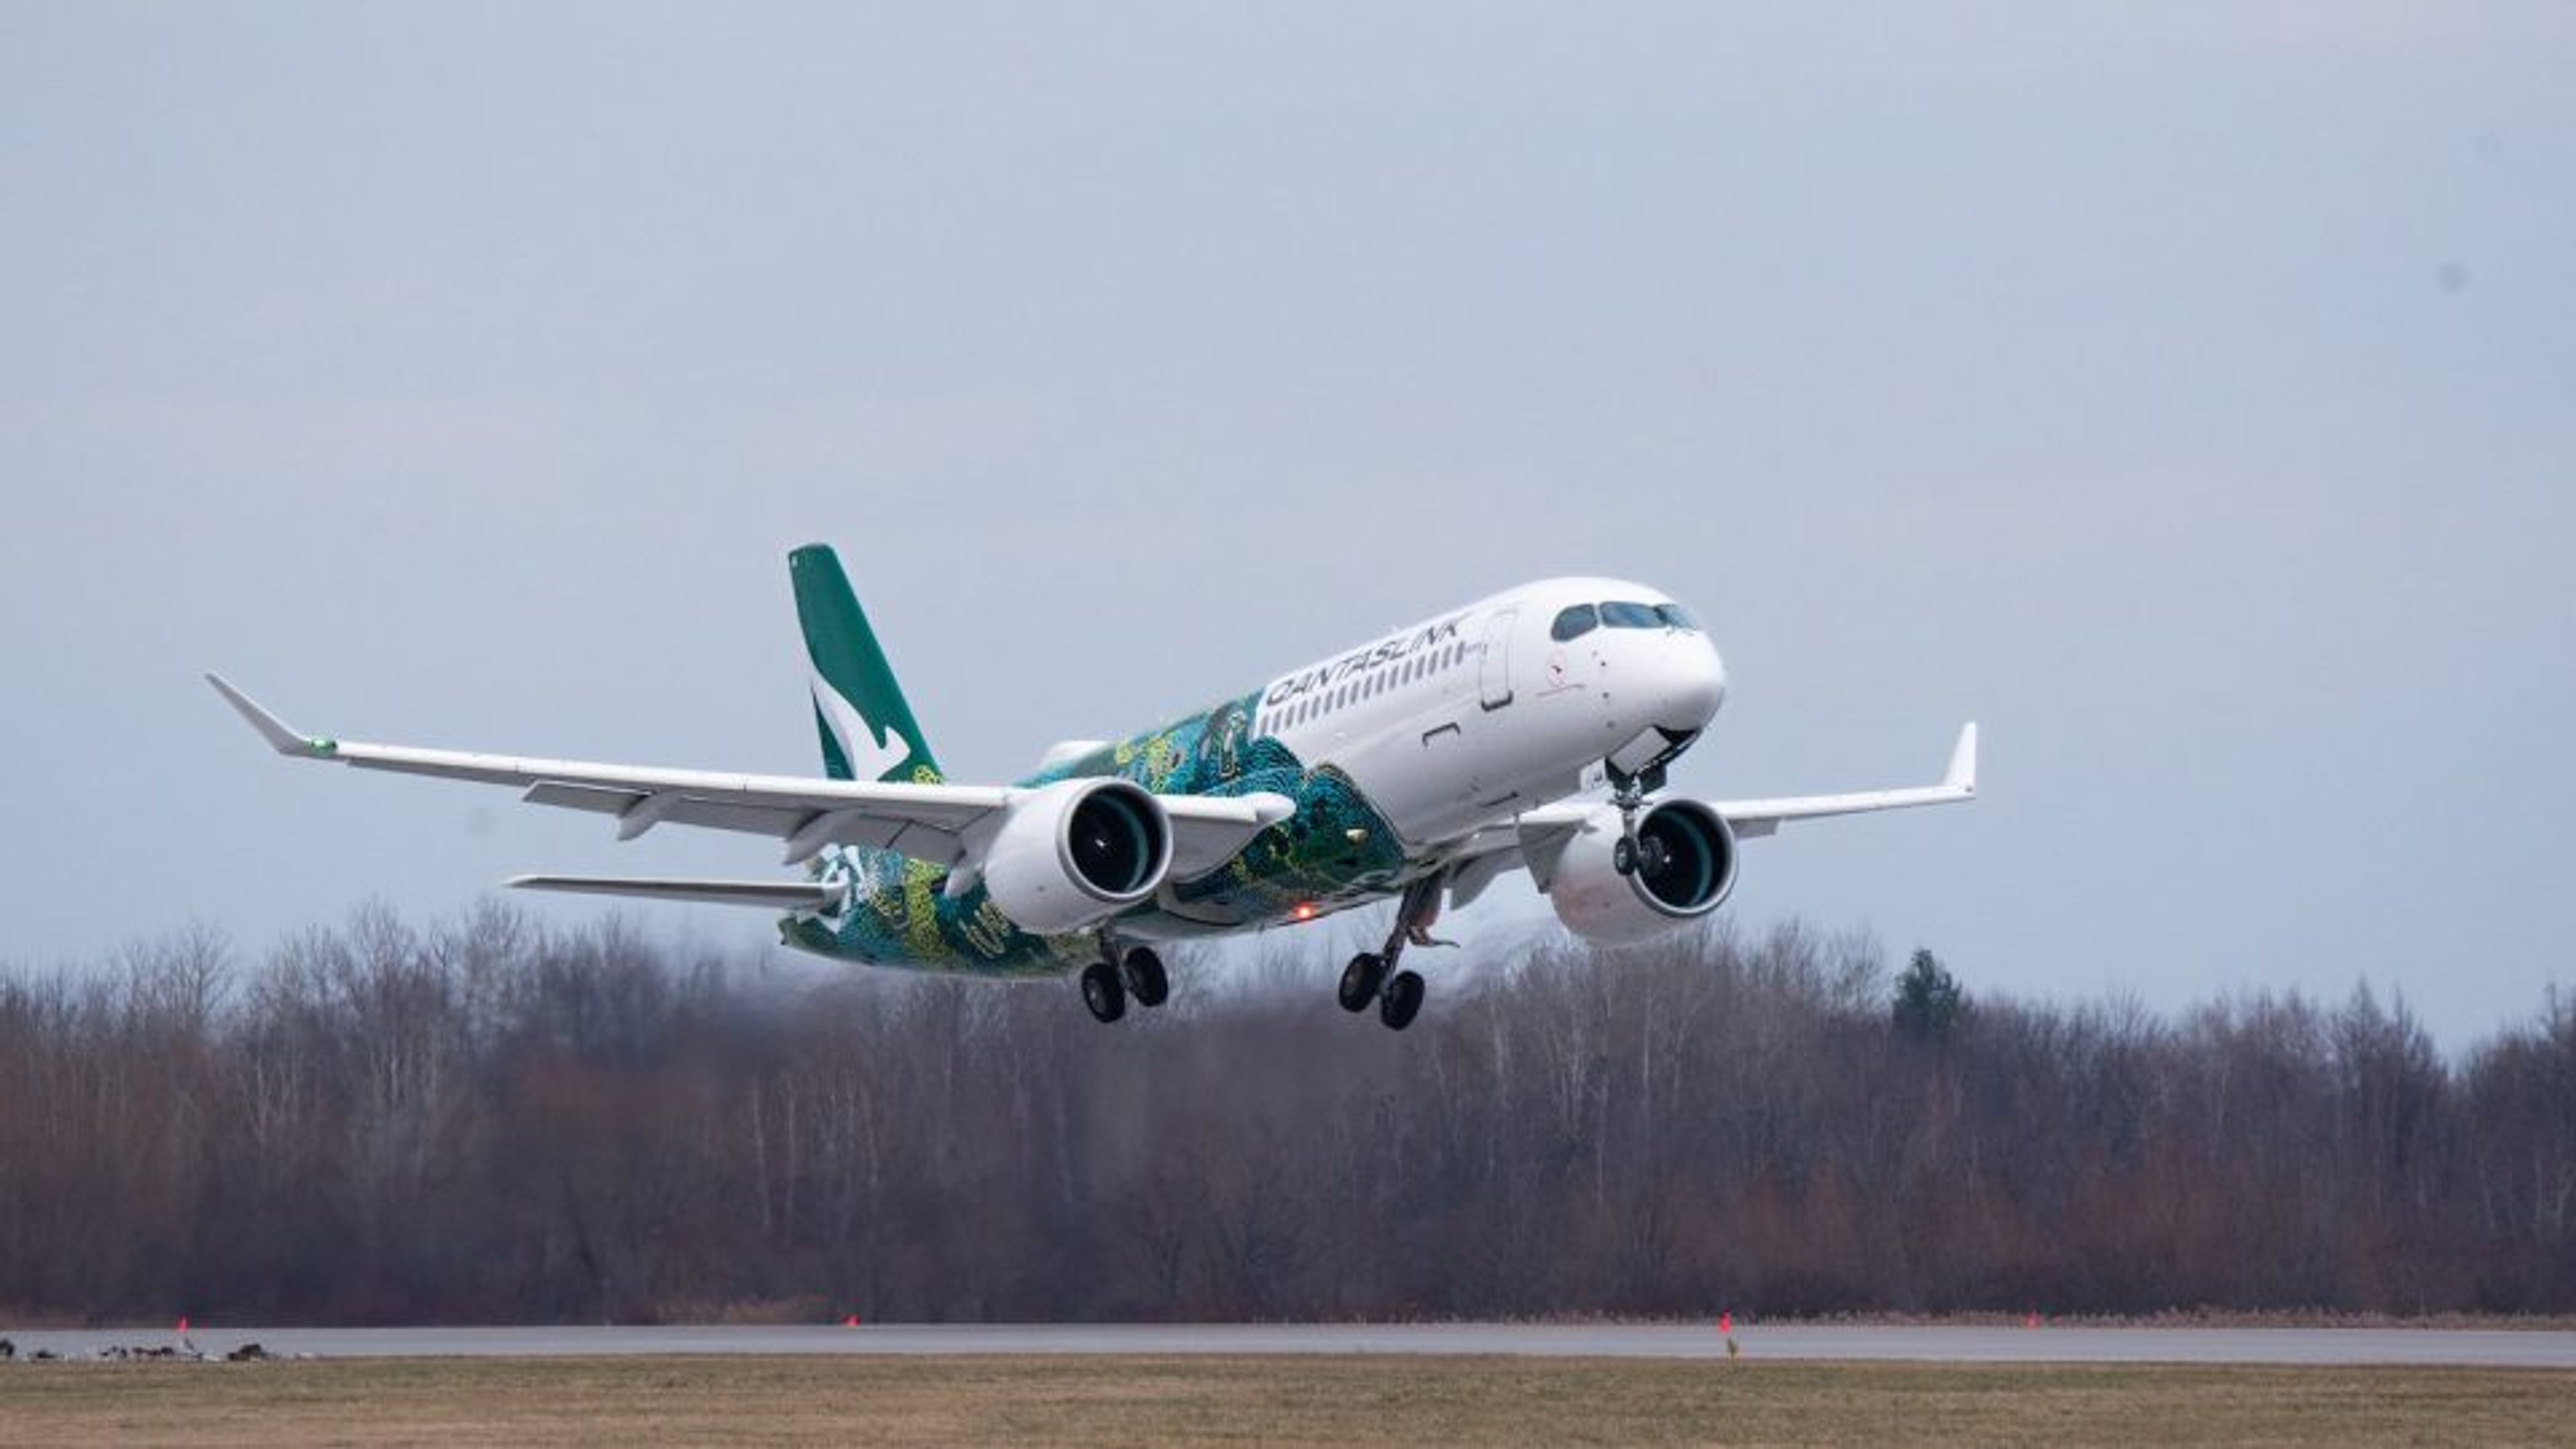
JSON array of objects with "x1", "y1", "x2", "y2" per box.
[{"x1": 1479, "y1": 608, "x2": 1517, "y2": 711}]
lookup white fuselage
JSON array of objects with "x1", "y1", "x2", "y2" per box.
[{"x1": 1254, "y1": 576, "x2": 1728, "y2": 851}]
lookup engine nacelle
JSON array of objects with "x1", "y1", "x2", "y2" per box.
[
  {"x1": 1545, "y1": 798, "x2": 1738, "y2": 945},
  {"x1": 979, "y1": 778, "x2": 1173, "y2": 935}
]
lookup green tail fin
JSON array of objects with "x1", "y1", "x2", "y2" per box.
[{"x1": 789, "y1": 544, "x2": 944, "y2": 784}]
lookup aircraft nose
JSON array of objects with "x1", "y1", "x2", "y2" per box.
[{"x1": 1663, "y1": 635, "x2": 1727, "y2": 729}]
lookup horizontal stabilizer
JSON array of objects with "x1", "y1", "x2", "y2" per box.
[{"x1": 506, "y1": 875, "x2": 847, "y2": 912}]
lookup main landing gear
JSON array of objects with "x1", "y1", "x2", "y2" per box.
[
  {"x1": 1339, "y1": 876, "x2": 1452, "y2": 1032},
  {"x1": 1079, "y1": 945, "x2": 1169, "y2": 1024}
]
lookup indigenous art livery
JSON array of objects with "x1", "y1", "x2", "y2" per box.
[{"x1": 211, "y1": 545, "x2": 1974, "y2": 1030}]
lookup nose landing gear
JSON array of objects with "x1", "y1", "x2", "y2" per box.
[
  {"x1": 1605, "y1": 762, "x2": 1670, "y2": 877},
  {"x1": 1338, "y1": 876, "x2": 1450, "y2": 1030}
]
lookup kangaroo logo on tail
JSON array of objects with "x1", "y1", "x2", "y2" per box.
[
  {"x1": 789, "y1": 544, "x2": 945, "y2": 786},
  {"x1": 811, "y1": 667, "x2": 913, "y2": 784}
]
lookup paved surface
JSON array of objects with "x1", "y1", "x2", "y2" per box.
[{"x1": 8, "y1": 1323, "x2": 2576, "y2": 1366}]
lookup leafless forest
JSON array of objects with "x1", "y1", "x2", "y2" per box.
[{"x1": 3, "y1": 904, "x2": 2570, "y2": 1325}]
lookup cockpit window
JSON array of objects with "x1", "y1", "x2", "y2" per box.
[
  {"x1": 1550, "y1": 604, "x2": 1599, "y2": 641},
  {"x1": 1656, "y1": 602, "x2": 1699, "y2": 631},
  {"x1": 1599, "y1": 600, "x2": 1663, "y2": 629}
]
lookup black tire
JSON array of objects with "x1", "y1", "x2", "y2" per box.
[
  {"x1": 1338, "y1": 953, "x2": 1386, "y2": 1012},
  {"x1": 1122, "y1": 947, "x2": 1169, "y2": 1008},
  {"x1": 1079, "y1": 961, "x2": 1126, "y2": 1024},
  {"x1": 1379, "y1": 969, "x2": 1425, "y2": 1031},
  {"x1": 1613, "y1": 837, "x2": 1638, "y2": 875}
]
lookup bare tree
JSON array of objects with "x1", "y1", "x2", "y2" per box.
[{"x1": 0, "y1": 905, "x2": 2571, "y2": 1324}]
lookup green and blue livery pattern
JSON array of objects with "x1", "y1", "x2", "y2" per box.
[{"x1": 780, "y1": 690, "x2": 1409, "y2": 975}]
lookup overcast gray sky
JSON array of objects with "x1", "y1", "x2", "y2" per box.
[{"x1": 5, "y1": 3, "x2": 2570, "y2": 1044}]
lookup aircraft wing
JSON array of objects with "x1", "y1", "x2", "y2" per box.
[
  {"x1": 1446, "y1": 722, "x2": 1978, "y2": 905},
  {"x1": 207, "y1": 675, "x2": 1291, "y2": 877},
  {"x1": 1703, "y1": 722, "x2": 1977, "y2": 839}
]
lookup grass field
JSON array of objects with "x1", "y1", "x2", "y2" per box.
[{"x1": 3, "y1": 1355, "x2": 2571, "y2": 1446}]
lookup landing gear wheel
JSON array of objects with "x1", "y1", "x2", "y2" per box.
[
  {"x1": 1121, "y1": 947, "x2": 1169, "y2": 1008},
  {"x1": 1079, "y1": 961, "x2": 1127, "y2": 1024},
  {"x1": 1379, "y1": 970, "x2": 1425, "y2": 1031},
  {"x1": 1339, "y1": 953, "x2": 1387, "y2": 1013},
  {"x1": 1609, "y1": 767, "x2": 1652, "y2": 877}
]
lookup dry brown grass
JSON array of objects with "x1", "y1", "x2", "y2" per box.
[{"x1": 2, "y1": 1355, "x2": 2571, "y2": 1446}]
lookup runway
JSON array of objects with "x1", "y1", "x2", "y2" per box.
[{"x1": 10, "y1": 1323, "x2": 2575, "y2": 1367}]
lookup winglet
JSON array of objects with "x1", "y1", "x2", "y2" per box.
[
  {"x1": 1945, "y1": 722, "x2": 1978, "y2": 795},
  {"x1": 205, "y1": 674, "x2": 336, "y2": 757}
]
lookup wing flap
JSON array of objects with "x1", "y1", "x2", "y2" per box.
[
  {"x1": 517, "y1": 782, "x2": 641, "y2": 816},
  {"x1": 516, "y1": 783, "x2": 820, "y2": 843}
]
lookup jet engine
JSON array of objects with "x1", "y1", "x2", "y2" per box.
[
  {"x1": 979, "y1": 777, "x2": 1173, "y2": 934},
  {"x1": 1546, "y1": 799, "x2": 1738, "y2": 945}
]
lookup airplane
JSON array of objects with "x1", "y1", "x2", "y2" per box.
[{"x1": 209, "y1": 544, "x2": 1975, "y2": 1032}]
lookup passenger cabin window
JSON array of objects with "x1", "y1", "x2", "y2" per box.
[
  {"x1": 1600, "y1": 600, "x2": 1662, "y2": 629},
  {"x1": 1550, "y1": 604, "x2": 1599, "y2": 641}
]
